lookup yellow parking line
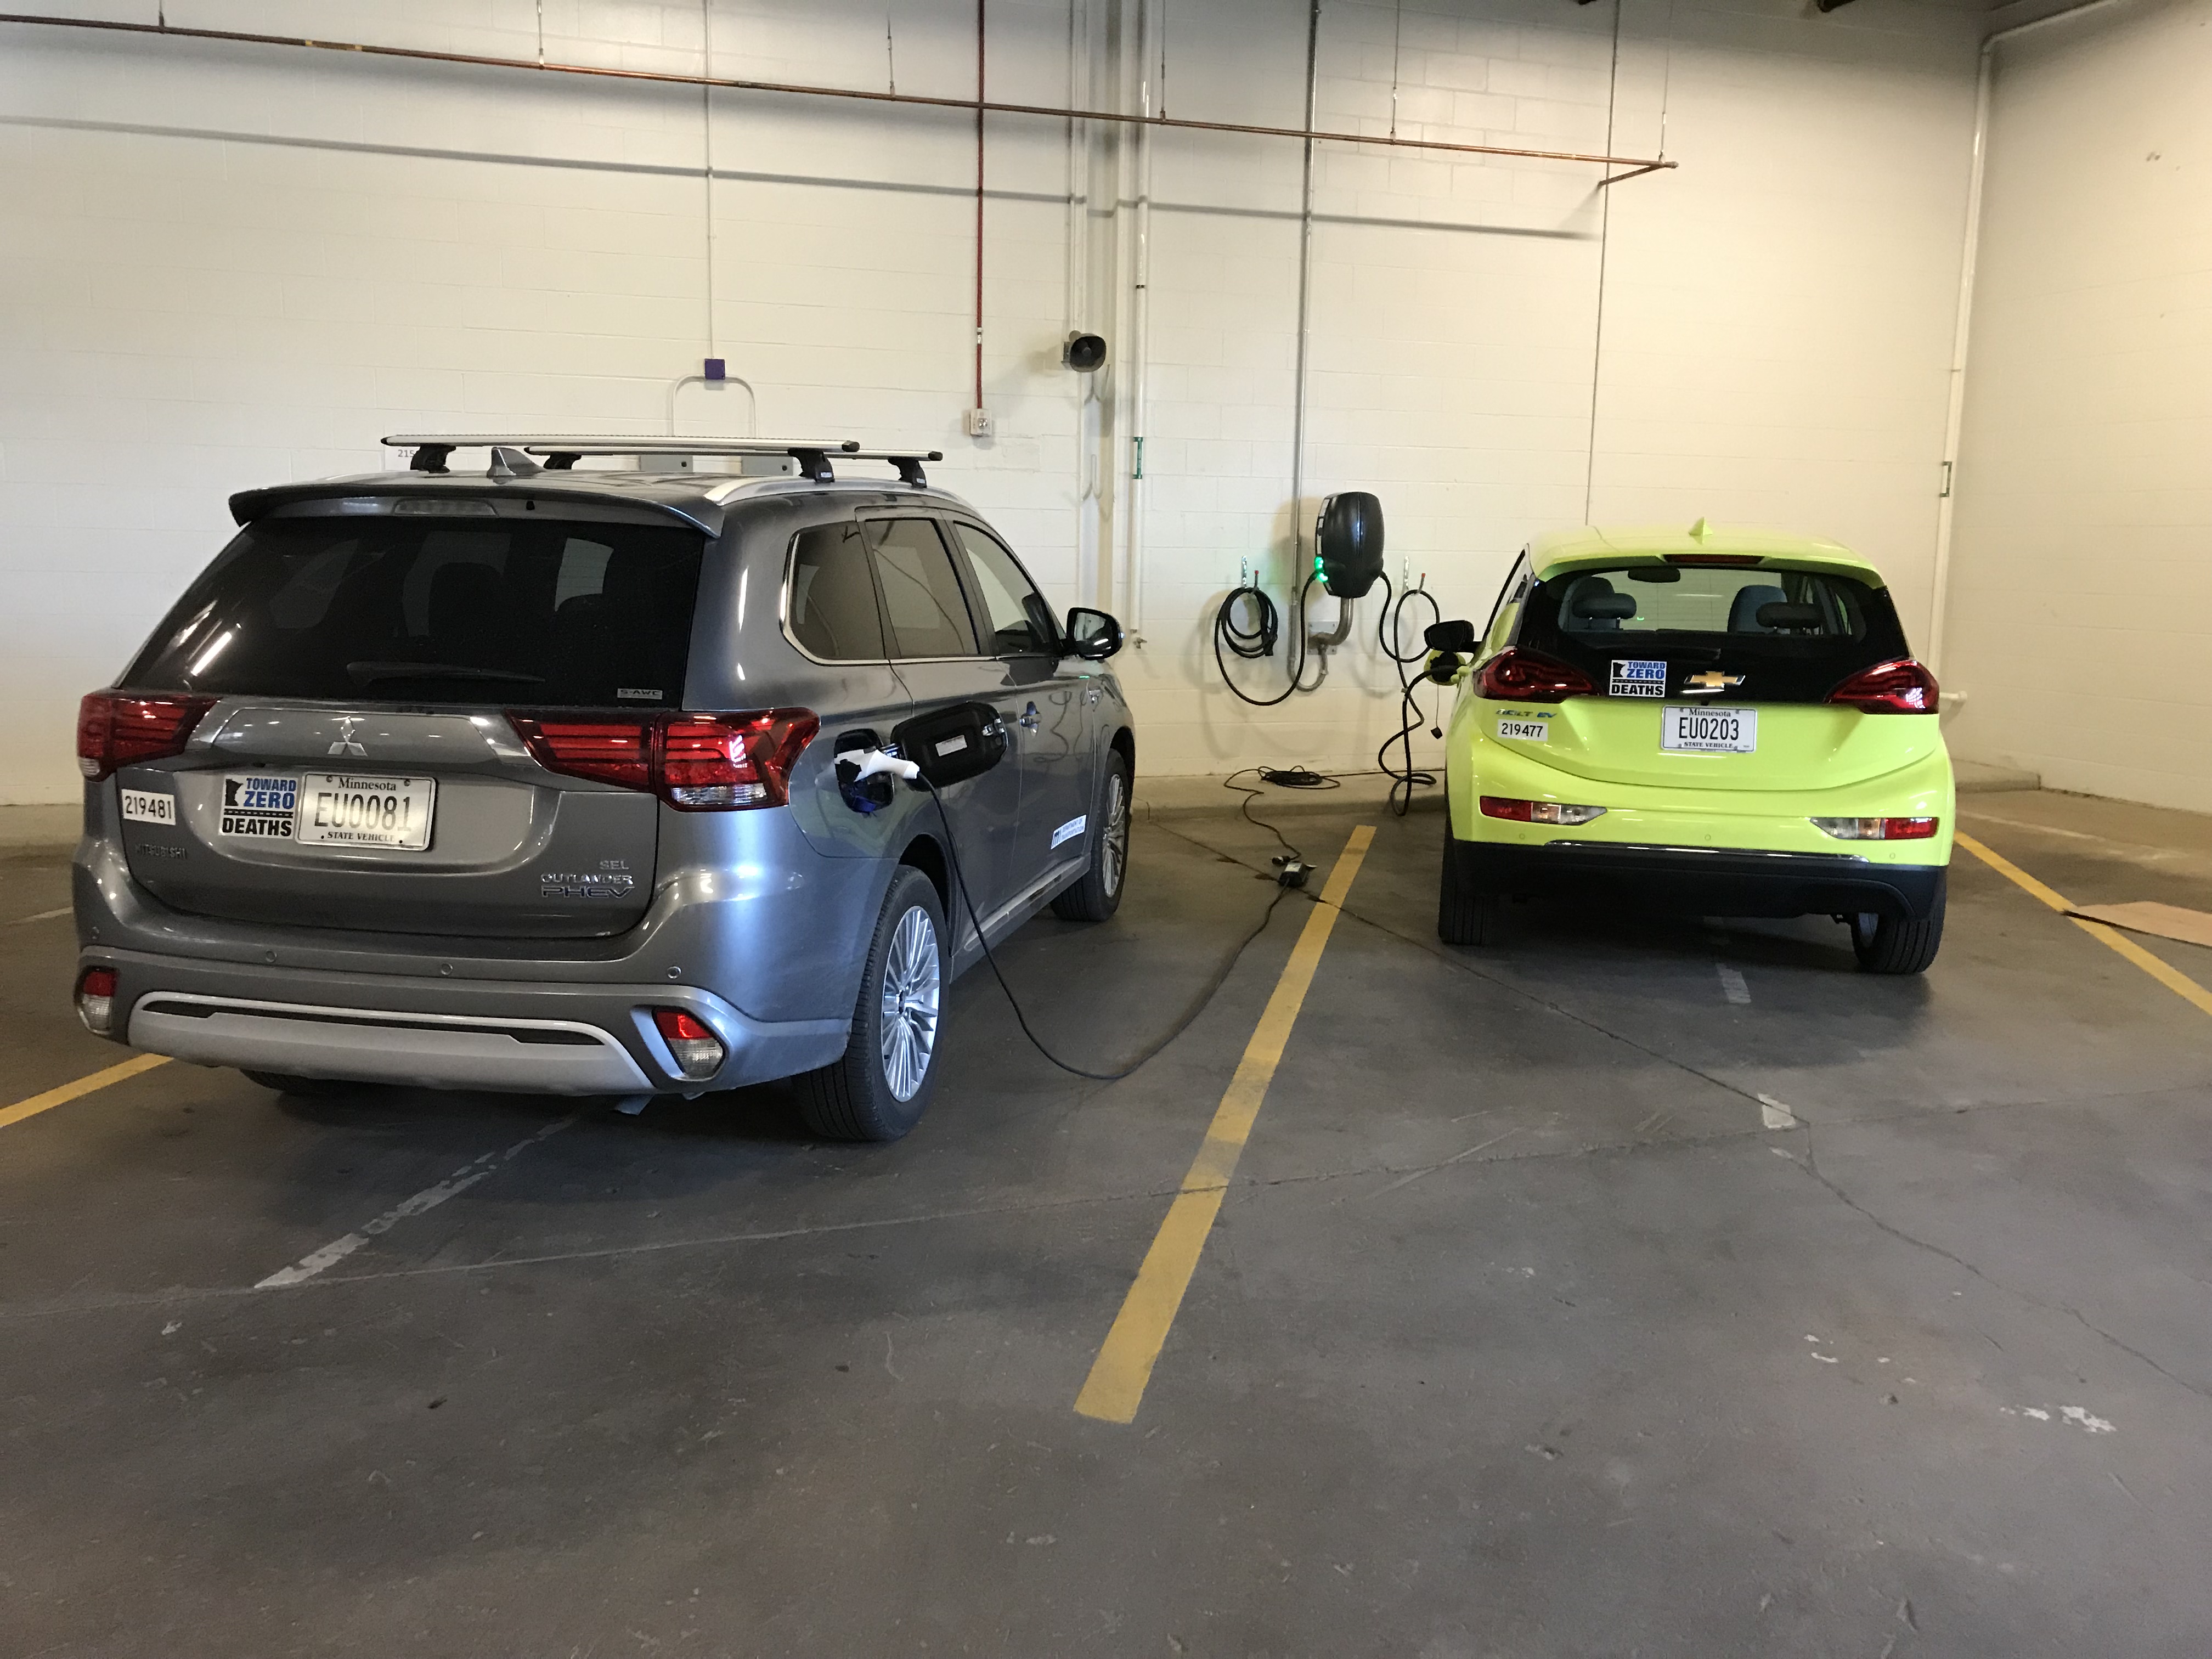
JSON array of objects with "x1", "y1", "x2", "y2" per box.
[
  {"x1": 1956, "y1": 832, "x2": 2212, "y2": 1020},
  {"x1": 0, "y1": 1053, "x2": 171, "y2": 1132},
  {"x1": 1075, "y1": 824, "x2": 1376, "y2": 1425}
]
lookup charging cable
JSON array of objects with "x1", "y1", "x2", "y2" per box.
[
  {"x1": 842, "y1": 752, "x2": 1294, "y2": 1083},
  {"x1": 1213, "y1": 572, "x2": 1328, "y2": 707},
  {"x1": 1373, "y1": 572, "x2": 1443, "y2": 816}
]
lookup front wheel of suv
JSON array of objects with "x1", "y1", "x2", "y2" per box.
[
  {"x1": 1050, "y1": 751, "x2": 1131, "y2": 923},
  {"x1": 797, "y1": 865, "x2": 946, "y2": 1142},
  {"x1": 1848, "y1": 872, "x2": 1946, "y2": 975}
]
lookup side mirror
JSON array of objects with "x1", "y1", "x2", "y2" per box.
[
  {"x1": 1065, "y1": 607, "x2": 1124, "y2": 661},
  {"x1": 1423, "y1": 618, "x2": 1477, "y2": 684},
  {"x1": 1424, "y1": 619, "x2": 1477, "y2": 653},
  {"x1": 1316, "y1": 492, "x2": 1384, "y2": 599}
]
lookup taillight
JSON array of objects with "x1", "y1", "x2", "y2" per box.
[
  {"x1": 75, "y1": 965, "x2": 117, "y2": 1036},
  {"x1": 1810, "y1": 816, "x2": 1939, "y2": 841},
  {"x1": 1826, "y1": 659, "x2": 1938, "y2": 714},
  {"x1": 1476, "y1": 648, "x2": 1595, "y2": 701},
  {"x1": 659, "y1": 712, "x2": 819, "y2": 810},
  {"x1": 651, "y1": 1007, "x2": 726, "y2": 1081},
  {"x1": 76, "y1": 691, "x2": 215, "y2": 781},
  {"x1": 1481, "y1": 795, "x2": 1606, "y2": 826},
  {"x1": 507, "y1": 710, "x2": 818, "y2": 811},
  {"x1": 507, "y1": 719, "x2": 654, "y2": 790}
]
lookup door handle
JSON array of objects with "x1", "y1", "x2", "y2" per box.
[{"x1": 1016, "y1": 701, "x2": 1041, "y2": 731}]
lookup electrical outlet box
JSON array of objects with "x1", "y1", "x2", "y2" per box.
[{"x1": 965, "y1": 408, "x2": 994, "y2": 438}]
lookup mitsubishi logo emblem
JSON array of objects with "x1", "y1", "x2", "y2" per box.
[
  {"x1": 328, "y1": 716, "x2": 368, "y2": 758},
  {"x1": 1682, "y1": 670, "x2": 1745, "y2": 695}
]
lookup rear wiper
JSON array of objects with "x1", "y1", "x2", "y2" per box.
[{"x1": 347, "y1": 661, "x2": 544, "y2": 686}]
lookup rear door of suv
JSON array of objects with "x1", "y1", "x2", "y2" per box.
[
  {"x1": 944, "y1": 519, "x2": 1097, "y2": 883},
  {"x1": 104, "y1": 503, "x2": 703, "y2": 939},
  {"x1": 859, "y1": 515, "x2": 1025, "y2": 940}
]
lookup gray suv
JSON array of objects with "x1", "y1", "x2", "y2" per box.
[{"x1": 71, "y1": 437, "x2": 1134, "y2": 1141}]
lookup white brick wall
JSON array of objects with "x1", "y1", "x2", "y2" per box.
[
  {"x1": 1942, "y1": 0, "x2": 2212, "y2": 812},
  {"x1": 1, "y1": 0, "x2": 1980, "y2": 801}
]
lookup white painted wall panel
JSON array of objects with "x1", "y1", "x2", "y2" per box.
[
  {"x1": 1943, "y1": 0, "x2": 2212, "y2": 810},
  {"x1": 0, "y1": 0, "x2": 1978, "y2": 800}
]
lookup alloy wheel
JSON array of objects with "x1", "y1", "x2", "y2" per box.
[
  {"x1": 878, "y1": 904, "x2": 941, "y2": 1101},
  {"x1": 1102, "y1": 770, "x2": 1129, "y2": 898}
]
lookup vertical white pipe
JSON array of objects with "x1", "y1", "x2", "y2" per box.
[{"x1": 1124, "y1": 0, "x2": 1156, "y2": 645}]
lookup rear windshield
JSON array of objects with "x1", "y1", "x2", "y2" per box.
[
  {"x1": 125, "y1": 515, "x2": 704, "y2": 708},
  {"x1": 1517, "y1": 561, "x2": 1908, "y2": 701}
]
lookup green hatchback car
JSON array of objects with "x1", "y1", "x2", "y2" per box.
[{"x1": 1426, "y1": 523, "x2": 1953, "y2": 974}]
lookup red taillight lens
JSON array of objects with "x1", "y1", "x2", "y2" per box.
[
  {"x1": 507, "y1": 718, "x2": 653, "y2": 789},
  {"x1": 1476, "y1": 648, "x2": 1595, "y2": 702},
  {"x1": 1826, "y1": 658, "x2": 1939, "y2": 714},
  {"x1": 76, "y1": 691, "x2": 215, "y2": 781},
  {"x1": 75, "y1": 965, "x2": 118, "y2": 1035},
  {"x1": 651, "y1": 1006, "x2": 726, "y2": 1081},
  {"x1": 1809, "y1": 815, "x2": 1940, "y2": 840},
  {"x1": 659, "y1": 710, "x2": 820, "y2": 811},
  {"x1": 507, "y1": 709, "x2": 818, "y2": 811},
  {"x1": 1480, "y1": 795, "x2": 1607, "y2": 826},
  {"x1": 653, "y1": 1008, "x2": 714, "y2": 1042}
]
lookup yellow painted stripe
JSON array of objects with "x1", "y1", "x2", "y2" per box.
[
  {"x1": 1956, "y1": 832, "x2": 2212, "y2": 1020},
  {"x1": 0, "y1": 1053, "x2": 170, "y2": 1131},
  {"x1": 1075, "y1": 824, "x2": 1376, "y2": 1424}
]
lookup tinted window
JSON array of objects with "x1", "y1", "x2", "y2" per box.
[
  {"x1": 787, "y1": 522, "x2": 885, "y2": 661},
  {"x1": 126, "y1": 514, "x2": 703, "y2": 707},
  {"x1": 1516, "y1": 561, "x2": 1908, "y2": 704},
  {"x1": 867, "y1": 520, "x2": 978, "y2": 658},
  {"x1": 951, "y1": 524, "x2": 1057, "y2": 657}
]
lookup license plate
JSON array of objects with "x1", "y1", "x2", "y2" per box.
[
  {"x1": 1661, "y1": 705, "x2": 1757, "y2": 753},
  {"x1": 297, "y1": 772, "x2": 437, "y2": 850}
]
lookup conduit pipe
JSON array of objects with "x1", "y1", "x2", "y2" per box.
[
  {"x1": 1926, "y1": 0, "x2": 2140, "y2": 672},
  {"x1": 0, "y1": 12, "x2": 1677, "y2": 180}
]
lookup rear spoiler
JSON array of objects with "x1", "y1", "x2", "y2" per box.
[{"x1": 227, "y1": 479, "x2": 726, "y2": 538}]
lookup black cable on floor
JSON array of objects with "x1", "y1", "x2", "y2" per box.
[{"x1": 922, "y1": 780, "x2": 1294, "y2": 1084}]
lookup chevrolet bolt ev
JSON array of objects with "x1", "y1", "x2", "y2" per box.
[
  {"x1": 1425, "y1": 524, "x2": 1953, "y2": 973},
  {"x1": 72, "y1": 438, "x2": 1134, "y2": 1140}
]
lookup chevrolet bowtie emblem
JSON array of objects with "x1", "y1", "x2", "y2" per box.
[{"x1": 1682, "y1": 671, "x2": 1745, "y2": 693}]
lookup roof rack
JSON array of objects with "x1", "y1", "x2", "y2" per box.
[{"x1": 379, "y1": 433, "x2": 944, "y2": 487}]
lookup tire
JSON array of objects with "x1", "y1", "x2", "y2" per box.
[
  {"x1": 1849, "y1": 871, "x2": 1945, "y2": 975},
  {"x1": 244, "y1": 1070, "x2": 373, "y2": 1099},
  {"x1": 797, "y1": 865, "x2": 947, "y2": 1142},
  {"x1": 1438, "y1": 819, "x2": 1509, "y2": 946},
  {"x1": 1051, "y1": 751, "x2": 1131, "y2": 923}
]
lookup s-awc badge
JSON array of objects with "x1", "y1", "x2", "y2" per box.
[{"x1": 1609, "y1": 659, "x2": 1667, "y2": 698}]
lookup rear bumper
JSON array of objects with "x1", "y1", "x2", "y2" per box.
[
  {"x1": 88, "y1": 951, "x2": 849, "y2": 1094},
  {"x1": 1451, "y1": 838, "x2": 1945, "y2": 921}
]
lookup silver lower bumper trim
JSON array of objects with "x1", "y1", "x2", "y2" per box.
[{"x1": 128, "y1": 993, "x2": 652, "y2": 1094}]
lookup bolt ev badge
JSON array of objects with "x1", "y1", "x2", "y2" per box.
[
  {"x1": 328, "y1": 716, "x2": 368, "y2": 758},
  {"x1": 1681, "y1": 670, "x2": 1745, "y2": 695}
]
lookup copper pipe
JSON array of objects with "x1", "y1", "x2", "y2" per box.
[
  {"x1": 0, "y1": 12, "x2": 1675, "y2": 179},
  {"x1": 974, "y1": 0, "x2": 986, "y2": 414}
]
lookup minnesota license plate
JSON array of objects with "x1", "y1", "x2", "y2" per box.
[
  {"x1": 297, "y1": 772, "x2": 437, "y2": 850},
  {"x1": 1661, "y1": 705, "x2": 1757, "y2": 753}
]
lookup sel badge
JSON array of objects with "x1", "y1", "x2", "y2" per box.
[{"x1": 1609, "y1": 659, "x2": 1667, "y2": 698}]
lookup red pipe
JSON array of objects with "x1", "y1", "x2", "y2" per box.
[{"x1": 0, "y1": 12, "x2": 1674, "y2": 179}]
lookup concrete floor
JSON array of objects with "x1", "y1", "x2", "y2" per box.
[{"x1": 4, "y1": 786, "x2": 2212, "y2": 1657}]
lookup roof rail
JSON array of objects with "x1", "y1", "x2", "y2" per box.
[{"x1": 379, "y1": 433, "x2": 941, "y2": 487}]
